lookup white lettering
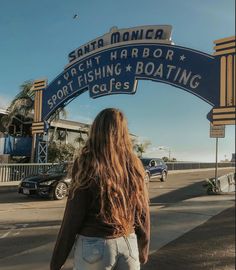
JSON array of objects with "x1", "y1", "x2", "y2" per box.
[
  {"x1": 166, "y1": 65, "x2": 176, "y2": 79},
  {"x1": 142, "y1": 48, "x2": 150, "y2": 58},
  {"x1": 67, "y1": 81, "x2": 74, "y2": 92},
  {"x1": 114, "y1": 63, "x2": 122, "y2": 75},
  {"x1": 71, "y1": 68, "x2": 77, "y2": 77},
  {"x1": 109, "y1": 78, "x2": 116, "y2": 92},
  {"x1": 131, "y1": 48, "x2": 138, "y2": 58},
  {"x1": 124, "y1": 82, "x2": 129, "y2": 89},
  {"x1": 178, "y1": 70, "x2": 192, "y2": 85},
  {"x1": 92, "y1": 85, "x2": 100, "y2": 94},
  {"x1": 78, "y1": 76, "x2": 83, "y2": 87},
  {"x1": 78, "y1": 64, "x2": 84, "y2": 71},
  {"x1": 153, "y1": 49, "x2": 162, "y2": 58},
  {"x1": 153, "y1": 64, "x2": 163, "y2": 77},
  {"x1": 94, "y1": 56, "x2": 101, "y2": 65},
  {"x1": 173, "y1": 67, "x2": 181, "y2": 81},
  {"x1": 48, "y1": 99, "x2": 53, "y2": 109},
  {"x1": 86, "y1": 59, "x2": 93, "y2": 69},
  {"x1": 57, "y1": 89, "x2": 64, "y2": 99},
  {"x1": 110, "y1": 51, "x2": 117, "y2": 61},
  {"x1": 166, "y1": 49, "x2": 174, "y2": 61},
  {"x1": 64, "y1": 73, "x2": 70, "y2": 81},
  {"x1": 145, "y1": 62, "x2": 155, "y2": 75},
  {"x1": 120, "y1": 49, "x2": 128, "y2": 59},
  {"x1": 190, "y1": 74, "x2": 201, "y2": 88},
  {"x1": 135, "y1": 62, "x2": 144, "y2": 75}
]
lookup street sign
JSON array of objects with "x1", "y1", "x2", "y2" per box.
[
  {"x1": 210, "y1": 124, "x2": 225, "y2": 138},
  {"x1": 210, "y1": 123, "x2": 225, "y2": 184}
]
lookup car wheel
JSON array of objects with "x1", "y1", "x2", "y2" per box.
[
  {"x1": 145, "y1": 172, "x2": 150, "y2": 182},
  {"x1": 53, "y1": 182, "x2": 68, "y2": 200},
  {"x1": 160, "y1": 171, "x2": 167, "y2": 182},
  {"x1": 144, "y1": 172, "x2": 150, "y2": 190}
]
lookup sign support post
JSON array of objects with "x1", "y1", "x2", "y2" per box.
[
  {"x1": 31, "y1": 79, "x2": 47, "y2": 163},
  {"x1": 30, "y1": 134, "x2": 36, "y2": 163},
  {"x1": 208, "y1": 36, "x2": 236, "y2": 126},
  {"x1": 215, "y1": 137, "x2": 219, "y2": 189},
  {"x1": 210, "y1": 123, "x2": 225, "y2": 190}
]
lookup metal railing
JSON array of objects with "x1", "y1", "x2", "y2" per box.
[
  {"x1": 0, "y1": 163, "x2": 55, "y2": 182},
  {"x1": 0, "y1": 162, "x2": 234, "y2": 182},
  {"x1": 217, "y1": 172, "x2": 235, "y2": 193},
  {"x1": 166, "y1": 162, "x2": 235, "y2": 171}
]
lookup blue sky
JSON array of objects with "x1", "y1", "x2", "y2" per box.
[{"x1": 0, "y1": 0, "x2": 235, "y2": 161}]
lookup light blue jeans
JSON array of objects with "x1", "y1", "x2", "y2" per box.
[{"x1": 73, "y1": 233, "x2": 140, "y2": 270}]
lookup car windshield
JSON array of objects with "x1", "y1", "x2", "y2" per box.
[
  {"x1": 140, "y1": 159, "x2": 151, "y2": 166},
  {"x1": 46, "y1": 164, "x2": 66, "y2": 174}
]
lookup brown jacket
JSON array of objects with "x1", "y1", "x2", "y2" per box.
[{"x1": 50, "y1": 183, "x2": 150, "y2": 270}]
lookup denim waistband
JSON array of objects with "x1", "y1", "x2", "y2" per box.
[{"x1": 78, "y1": 232, "x2": 136, "y2": 240}]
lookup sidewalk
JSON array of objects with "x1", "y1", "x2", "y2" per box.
[
  {"x1": 143, "y1": 205, "x2": 235, "y2": 270},
  {"x1": 0, "y1": 181, "x2": 20, "y2": 193},
  {"x1": 148, "y1": 194, "x2": 235, "y2": 255}
]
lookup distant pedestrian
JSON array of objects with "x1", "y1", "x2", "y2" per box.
[{"x1": 50, "y1": 108, "x2": 150, "y2": 270}]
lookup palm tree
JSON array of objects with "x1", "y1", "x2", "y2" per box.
[
  {"x1": 47, "y1": 107, "x2": 67, "y2": 123},
  {"x1": 74, "y1": 131, "x2": 86, "y2": 148},
  {"x1": 1, "y1": 80, "x2": 34, "y2": 131},
  {"x1": 2, "y1": 80, "x2": 67, "y2": 134},
  {"x1": 133, "y1": 140, "x2": 151, "y2": 157}
]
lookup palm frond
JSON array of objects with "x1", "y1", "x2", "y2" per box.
[{"x1": 4, "y1": 81, "x2": 34, "y2": 133}]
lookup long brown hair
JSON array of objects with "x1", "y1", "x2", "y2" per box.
[{"x1": 70, "y1": 108, "x2": 149, "y2": 235}]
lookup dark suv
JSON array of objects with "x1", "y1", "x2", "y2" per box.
[{"x1": 140, "y1": 158, "x2": 168, "y2": 182}]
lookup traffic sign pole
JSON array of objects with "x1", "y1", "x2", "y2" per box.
[
  {"x1": 215, "y1": 137, "x2": 219, "y2": 190},
  {"x1": 209, "y1": 123, "x2": 225, "y2": 191}
]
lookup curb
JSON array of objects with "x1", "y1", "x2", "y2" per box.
[{"x1": 0, "y1": 182, "x2": 20, "y2": 194}]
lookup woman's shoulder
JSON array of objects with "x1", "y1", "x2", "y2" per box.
[{"x1": 74, "y1": 177, "x2": 100, "y2": 193}]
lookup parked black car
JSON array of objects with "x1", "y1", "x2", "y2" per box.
[
  {"x1": 18, "y1": 163, "x2": 72, "y2": 200},
  {"x1": 140, "y1": 158, "x2": 168, "y2": 182}
]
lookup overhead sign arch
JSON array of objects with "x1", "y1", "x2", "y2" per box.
[
  {"x1": 31, "y1": 25, "x2": 235, "y2": 162},
  {"x1": 42, "y1": 42, "x2": 220, "y2": 121}
]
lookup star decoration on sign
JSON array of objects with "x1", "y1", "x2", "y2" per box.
[
  {"x1": 180, "y1": 55, "x2": 186, "y2": 61},
  {"x1": 57, "y1": 80, "x2": 61, "y2": 85},
  {"x1": 126, "y1": 64, "x2": 132, "y2": 72}
]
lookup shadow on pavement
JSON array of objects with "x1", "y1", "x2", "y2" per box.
[
  {"x1": 142, "y1": 206, "x2": 235, "y2": 270},
  {"x1": 0, "y1": 189, "x2": 65, "y2": 204},
  {"x1": 0, "y1": 227, "x2": 58, "y2": 260},
  {"x1": 150, "y1": 180, "x2": 206, "y2": 205}
]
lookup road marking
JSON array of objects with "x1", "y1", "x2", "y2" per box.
[
  {"x1": 16, "y1": 223, "x2": 28, "y2": 228},
  {"x1": 0, "y1": 224, "x2": 28, "y2": 239},
  {"x1": 0, "y1": 231, "x2": 11, "y2": 239},
  {"x1": 0, "y1": 224, "x2": 16, "y2": 239}
]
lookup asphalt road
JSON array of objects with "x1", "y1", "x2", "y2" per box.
[{"x1": 0, "y1": 168, "x2": 234, "y2": 269}]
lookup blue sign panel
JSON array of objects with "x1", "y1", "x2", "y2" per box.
[{"x1": 42, "y1": 43, "x2": 220, "y2": 120}]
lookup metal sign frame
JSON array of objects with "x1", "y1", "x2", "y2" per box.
[{"x1": 31, "y1": 26, "x2": 236, "y2": 163}]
